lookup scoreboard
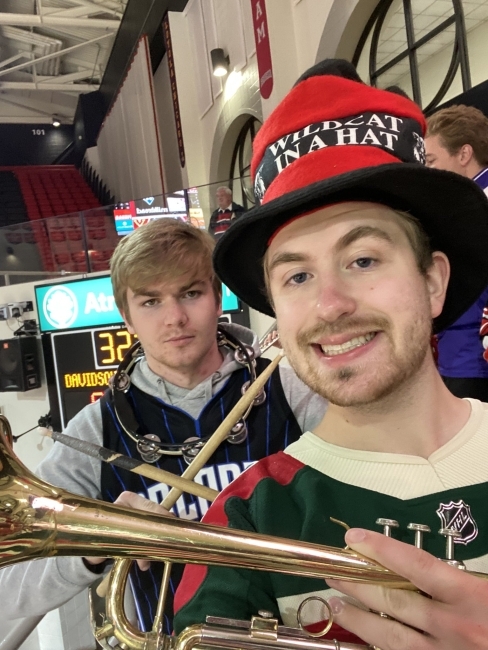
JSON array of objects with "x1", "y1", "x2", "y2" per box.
[{"x1": 44, "y1": 326, "x2": 137, "y2": 430}]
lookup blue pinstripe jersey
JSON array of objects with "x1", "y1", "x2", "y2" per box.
[{"x1": 99, "y1": 357, "x2": 302, "y2": 634}]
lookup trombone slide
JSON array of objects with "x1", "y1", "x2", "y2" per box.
[{"x1": 0, "y1": 432, "x2": 410, "y2": 588}]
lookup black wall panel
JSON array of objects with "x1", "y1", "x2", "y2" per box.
[
  {"x1": 0, "y1": 124, "x2": 74, "y2": 166},
  {"x1": 432, "y1": 80, "x2": 488, "y2": 118},
  {"x1": 73, "y1": 91, "x2": 106, "y2": 166}
]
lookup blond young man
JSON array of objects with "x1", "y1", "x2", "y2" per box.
[
  {"x1": 174, "y1": 61, "x2": 488, "y2": 649},
  {"x1": 425, "y1": 105, "x2": 488, "y2": 402},
  {"x1": 0, "y1": 218, "x2": 326, "y2": 633}
]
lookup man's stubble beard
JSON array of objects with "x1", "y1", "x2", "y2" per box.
[{"x1": 281, "y1": 311, "x2": 432, "y2": 408}]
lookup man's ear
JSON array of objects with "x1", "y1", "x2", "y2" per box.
[
  {"x1": 121, "y1": 310, "x2": 135, "y2": 335},
  {"x1": 459, "y1": 144, "x2": 474, "y2": 167},
  {"x1": 426, "y1": 251, "x2": 450, "y2": 320}
]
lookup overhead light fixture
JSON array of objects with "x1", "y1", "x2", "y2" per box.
[
  {"x1": 52, "y1": 114, "x2": 61, "y2": 127},
  {"x1": 210, "y1": 48, "x2": 230, "y2": 77}
]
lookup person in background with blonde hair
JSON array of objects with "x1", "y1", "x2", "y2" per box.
[
  {"x1": 0, "y1": 218, "x2": 326, "y2": 634},
  {"x1": 426, "y1": 105, "x2": 488, "y2": 401}
]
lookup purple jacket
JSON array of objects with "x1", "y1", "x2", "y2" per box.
[{"x1": 437, "y1": 168, "x2": 488, "y2": 378}]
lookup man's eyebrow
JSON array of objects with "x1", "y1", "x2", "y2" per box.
[
  {"x1": 267, "y1": 251, "x2": 309, "y2": 275},
  {"x1": 335, "y1": 225, "x2": 393, "y2": 252},
  {"x1": 132, "y1": 288, "x2": 161, "y2": 298},
  {"x1": 179, "y1": 279, "x2": 205, "y2": 292},
  {"x1": 132, "y1": 279, "x2": 206, "y2": 297}
]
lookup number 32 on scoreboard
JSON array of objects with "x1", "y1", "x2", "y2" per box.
[{"x1": 94, "y1": 329, "x2": 138, "y2": 367}]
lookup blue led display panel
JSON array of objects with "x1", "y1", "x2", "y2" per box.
[{"x1": 35, "y1": 276, "x2": 240, "y2": 333}]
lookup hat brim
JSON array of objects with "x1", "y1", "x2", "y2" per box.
[{"x1": 214, "y1": 163, "x2": 488, "y2": 333}]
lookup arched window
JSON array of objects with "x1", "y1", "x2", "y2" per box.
[
  {"x1": 353, "y1": 0, "x2": 472, "y2": 112},
  {"x1": 229, "y1": 116, "x2": 261, "y2": 210}
]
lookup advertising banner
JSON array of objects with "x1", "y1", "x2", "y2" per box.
[
  {"x1": 250, "y1": 0, "x2": 273, "y2": 99},
  {"x1": 35, "y1": 276, "x2": 240, "y2": 333}
]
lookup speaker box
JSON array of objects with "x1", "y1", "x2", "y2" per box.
[{"x1": 0, "y1": 337, "x2": 41, "y2": 392}]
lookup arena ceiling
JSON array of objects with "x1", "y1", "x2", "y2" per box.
[
  {"x1": 0, "y1": 0, "x2": 127, "y2": 124},
  {"x1": 2, "y1": 0, "x2": 488, "y2": 125}
]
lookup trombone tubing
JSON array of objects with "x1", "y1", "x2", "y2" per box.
[
  {"x1": 0, "y1": 465, "x2": 414, "y2": 588},
  {"x1": 0, "y1": 421, "x2": 423, "y2": 588},
  {"x1": 43, "y1": 429, "x2": 218, "y2": 502}
]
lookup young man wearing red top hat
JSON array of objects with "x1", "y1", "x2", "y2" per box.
[{"x1": 173, "y1": 60, "x2": 488, "y2": 649}]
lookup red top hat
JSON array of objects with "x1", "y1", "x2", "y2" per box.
[{"x1": 214, "y1": 62, "x2": 488, "y2": 333}]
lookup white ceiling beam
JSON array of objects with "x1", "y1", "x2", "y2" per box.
[
  {"x1": 42, "y1": 6, "x2": 118, "y2": 19},
  {"x1": 4, "y1": 85, "x2": 78, "y2": 108},
  {"x1": 43, "y1": 7, "x2": 111, "y2": 18},
  {"x1": 68, "y1": 0, "x2": 126, "y2": 16},
  {"x1": 1, "y1": 25, "x2": 62, "y2": 48},
  {"x1": 0, "y1": 13, "x2": 120, "y2": 29},
  {"x1": 37, "y1": 70, "x2": 96, "y2": 84},
  {"x1": 0, "y1": 113, "x2": 55, "y2": 124},
  {"x1": 0, "y1": 81, "x2": 99, "y2": 91},
  {"x1": 0, "y1": 33, "x2": 114, "y2": 79},
  {"x1": 0, "y1": 53, "x2": 26, "y2": 70}
]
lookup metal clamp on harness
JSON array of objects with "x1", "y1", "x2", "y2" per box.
[{"x1": 112, "y1": 325, "x2": 267, "y2": 464}]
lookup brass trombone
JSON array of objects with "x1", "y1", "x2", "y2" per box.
[{"x1": 1, "y1": 414, "x2": 488, "y2": 650}]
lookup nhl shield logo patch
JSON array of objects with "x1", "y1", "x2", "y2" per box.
[{"x1": 436, "y1": 500, "x2": 478, "y2": 545}]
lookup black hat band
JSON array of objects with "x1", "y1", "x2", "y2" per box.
[{"x1": 253, "y1": 112, "x2": 426, "y2": 204}]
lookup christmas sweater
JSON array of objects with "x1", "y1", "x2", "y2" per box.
[{"x1": 174, "y1": 398, "x2": 488, "y2": 644}]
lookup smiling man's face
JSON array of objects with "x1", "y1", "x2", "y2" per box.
[{"x1": 266, "y1": 202, "x2": 446, "y2": 407}]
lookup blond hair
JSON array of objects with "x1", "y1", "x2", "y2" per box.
[{"x1": 110, "y1": 219, "x2": 221, "y2": 319}]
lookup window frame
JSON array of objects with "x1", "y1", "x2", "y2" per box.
[
  {"x1": 228, "y1": 116, "x2": 261, "y2": 210},
  {"x1": 352, "y1": 0, "x2": 472, "y2": 112}
]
